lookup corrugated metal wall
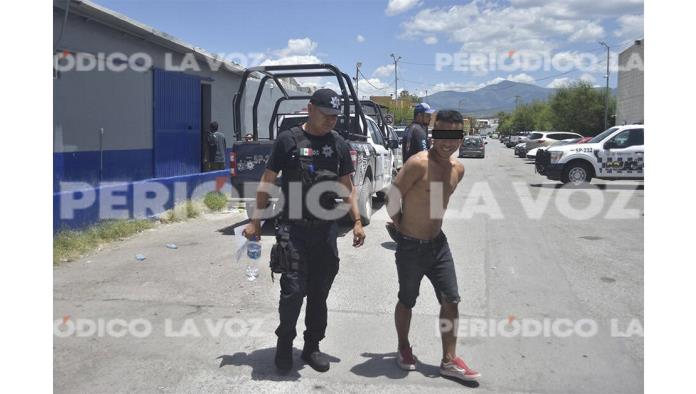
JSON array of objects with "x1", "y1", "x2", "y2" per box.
[{"x1": 153, "y1": 68, "x2": 202, "y2": 177}]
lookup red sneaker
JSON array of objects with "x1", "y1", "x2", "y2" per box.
[
  {"x1": 396, "y1": 346, "x2": 418, "y2": 371},
  {"x1": 440, "y1": 357, "x2": 481, "y2": 381}
]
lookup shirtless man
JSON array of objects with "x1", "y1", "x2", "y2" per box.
[{"x1": 387, "y1": 110, "x2": 481, "y2": 382}]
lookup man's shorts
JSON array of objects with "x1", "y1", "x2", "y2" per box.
[{"x1": 395, "y1": 231, "x2": 461, "y2": 308}]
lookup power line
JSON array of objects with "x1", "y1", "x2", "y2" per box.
[{"x1": 357, "y1": 69, "x2": 392, "y2": 92}]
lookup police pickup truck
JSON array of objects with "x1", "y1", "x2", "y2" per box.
[
  {"x1": 229, "y1": 64, "x2": 394, "y2": 225},
  {"x1": 536, "y1": 124, "x2": 644, "y2": 185}
]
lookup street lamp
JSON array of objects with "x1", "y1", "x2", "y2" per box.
[
  {"x1": 390, "y1": 53, "x2": 401, "y2": 107},
  {"x1": 354, "y1": 62, "x2": 362, "y2": 99}
]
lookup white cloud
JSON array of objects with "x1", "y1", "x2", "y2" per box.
[
  {"x1": 386, "y1": 0, "x2": 422, "y2": 16},
  {"x1": 373, "y1": 64, "x2": 395, "y2": 77},
  {"x1": 426, "y1": 73, "x2": 537, "y2": 94},
  {"x1": 546, "y1": 77, "x2": 571, "y2": 88},
  {"x1": 260, "y1": 38, "x2": 324, "y2": 87},
  {"x1": 356, "y1": 77, "x2": 393, "y2": 98},
  {"x1": 260, "y1": 55, "x2": 322, "y2": 67},
  {"x1": 274, "y1": 38, "x2": 318, "y2": 57},
  {"x1": 579, "y1": 73, "x2": 597, "y2": 84},
  {"x1": 568, "y1": 21, "x2": 605, "y2": 42},
  {"x1": 356, "y1": 34, "x2": 366, "y2": 43},
  {"x1": 423, "y1": 36, "x2": 438, "y2": 45},
  {"x1": 509, "y1": 0, "x2": 643, "y2": 18},
  {"x1": 262, "y1": 37, "x2": 322, "y2": 68},
  {"x1": 613, "y1": 14, "x2": 644, "y2": 40},
  {"x1": 401, "y1": 1, "x2": 641, "y2": 52}
]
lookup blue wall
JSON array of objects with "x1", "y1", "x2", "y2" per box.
[
  {"x1": 53, "y1": 149, "x2": 154, "y2": 191},
  {"x1": 54, "y1": 168, "x2": 233, "y2": 232},
  {"x1": 53, "y1": 147, "x2": 235, "y2": 232}
]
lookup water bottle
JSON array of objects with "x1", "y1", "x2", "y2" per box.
[{"x1": 243, "y1": 240, "x2": 262, "y2": 281}]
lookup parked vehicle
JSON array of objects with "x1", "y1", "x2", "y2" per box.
[
  {"x1": 459, "y1": 136, "x2": 486, "y2": 158},
  {"x1": 525, "y1": 131, "x2": 584, "y2": 152},
  {"x1": 386, "y1": 125, "x2": 403, "y2": 174},
  {"x1": 514, "y1": 142, "x2": 527, "y2": 157},
  {"x1": 230, "y1": 63, "x2": 385, "y2": 225},
  {"x1": 537, "y1": 125, "x2": 644, "y2": 185},
  {"x1": 508, "y1": 131, "x2": 531, "y2": 147},
  {"x1": 527, "y1": 137, "x2": 586, "y2": 160}
]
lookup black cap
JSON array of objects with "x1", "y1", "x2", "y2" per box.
[{"x1": 309, "y1": 88, "x2": 342, "y2": 115}]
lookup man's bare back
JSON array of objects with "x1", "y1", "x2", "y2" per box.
[{"x1": 394, "y1": 150, "x2": 465, "y2": 240}]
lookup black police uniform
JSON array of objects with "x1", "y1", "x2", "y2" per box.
[{"x1": 266, "y1": 125, "x2": 354, "y2": 354}]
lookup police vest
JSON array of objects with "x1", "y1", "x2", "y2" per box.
[{"x1": 282, "y1": 126, "x2": 341, "y2": 220}]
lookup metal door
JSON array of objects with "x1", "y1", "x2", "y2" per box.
[{"x1": 153, "y1": 68, "x2": 201, "y2": 178}]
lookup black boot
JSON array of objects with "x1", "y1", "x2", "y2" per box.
[
  {"x1": 301, "y1": 342, "x2": 330, "y2": 372},
  {"x1": 275, "y1": 337, "x2": 293, "y2": 372}
]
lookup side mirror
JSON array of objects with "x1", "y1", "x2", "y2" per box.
[
  {"x1": 485, "y1": 141, "x2": 488, "y2": 144},
  {"x1": 389, "y1": 140, "x2": 399, "y2": 150},
  {"x1": 604, "y1": 140, "x2": 616, "y2": 150}
]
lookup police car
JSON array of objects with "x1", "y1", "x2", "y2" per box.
[{"x1": 539, "y1": 125, "x2": 644, "y2": 185}]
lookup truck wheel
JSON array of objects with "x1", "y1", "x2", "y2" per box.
[
  {"x1": 561, "y1": 162, "x2": 592, "y2": 186},
  {"x1": 358, "y1": 178, "x2": 373, "y2": 226}
]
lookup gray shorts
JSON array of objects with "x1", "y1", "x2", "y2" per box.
[{"x1": 394, "y1": 231, "x2": 461, "y2": 309}]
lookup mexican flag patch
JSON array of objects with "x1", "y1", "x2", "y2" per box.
[{"x1": 300, "y1": 148, "x2": 313, "y2": 157}]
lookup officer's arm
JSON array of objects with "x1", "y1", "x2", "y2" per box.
[
  {"x1": 251, "y1": 169, "x2": 278, "y2": 226},
  {"x1": 414, "y1": 129, "x2": 428, "y2": 152},
  {"x1": 387, "y1": 157, "x2": 424, "y2": 224},
  {"x1": 338, "y1": 174, "x2": 360, "y2": 223}
]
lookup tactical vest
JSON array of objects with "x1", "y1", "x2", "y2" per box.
[{"x1": 281, "y1": 126, "x2": 341, "y2": 220}]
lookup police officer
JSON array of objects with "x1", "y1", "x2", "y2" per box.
[
  {"x1": 402, "y1": 103, "x2": 436, "y2": 163},
  {"x1": 242, "y1": 88, "x2": 366, "y2": 373}
]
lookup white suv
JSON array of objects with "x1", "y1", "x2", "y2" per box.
[
  {"x1": 543, "y1": 125, "x2": 644, "y2": 185},
  {"x1": 525, "y1": 131, "x2": 584, "y2": 152}
]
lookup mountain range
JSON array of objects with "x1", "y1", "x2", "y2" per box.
[{"x1": 423, "y1": 80, "x2": 615, "y2": 118}]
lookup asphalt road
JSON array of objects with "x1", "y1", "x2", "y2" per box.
[{"x1": 54, "y1": 141, "x2": 644, "y2": 393}]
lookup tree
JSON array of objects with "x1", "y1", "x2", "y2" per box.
[{"x1": 549, "y1": 81, "x2": 613, "y2": 135}]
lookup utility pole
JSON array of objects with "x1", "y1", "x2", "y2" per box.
[
  {"x1": 390, "y1": 53, "x2": 401, "y2": 109},
  {"x1": 599, "y1": 41, "x2": 610, "y2": 129},
  {"x1": 354, "y1": 62, "x2": 362, "y2": 99},
  {"x1": 514, "y1": 95, "x2": 521, "y2": 109}
]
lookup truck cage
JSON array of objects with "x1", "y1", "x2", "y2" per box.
[{"x1": 232, "y1": 64, "x2": 369, "y2": 142}]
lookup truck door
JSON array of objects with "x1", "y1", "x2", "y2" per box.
[
  {"x1": 597, "y1": 128, "x2": 644, "y2": 178},
  {"x1": 367, "y1": 119, "x2": 391, "y2": 190}
]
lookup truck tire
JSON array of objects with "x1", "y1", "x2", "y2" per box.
[
  {"x1": 358, "y1": 178, "x2": 373, "y2": 226},
  {"x1": 561, "y1": 161, "x2": 592, "y2": 186}
]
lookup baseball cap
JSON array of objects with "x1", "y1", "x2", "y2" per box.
[
  {"x1": 414, "y1": 102, "x2": 436, "y2": 114},
  {"x1": 310, "y1": 88, "x2": 342, "y2": 115}
]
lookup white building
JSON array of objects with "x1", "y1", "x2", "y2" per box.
[{"x1": 616, "y1": 39, "x2": 644, "y2": 125}]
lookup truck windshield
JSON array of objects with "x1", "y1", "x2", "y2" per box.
[{"x1": 589, "y1": 127, "x2": 619, "y2": 143}]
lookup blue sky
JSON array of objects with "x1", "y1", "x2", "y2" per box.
[{"x1": 95, "y1": 0, "x2": 644, "y2": 97}]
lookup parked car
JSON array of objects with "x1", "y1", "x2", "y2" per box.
[
  {"x1": 459, "y1": 136, "x2": 486, "y2": 158},
  {"x1": 527, "y1": 137, "x2": 586, "y2": 160},
  {"x1": 525, "y1": 131, "x2": 584, "y2": 152},
  {"x1": 537, "y1": 125, "x2": 644, "y2": 185},
  {"x1": 386, "y1": 125, "x2": 403, "y2": 174},
  {"x1": 508, "y1": 131, "x2": 531, "y2": 146},
  {"x1": 514, "y1": 142, "x2": 527, "y2": 157}
]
